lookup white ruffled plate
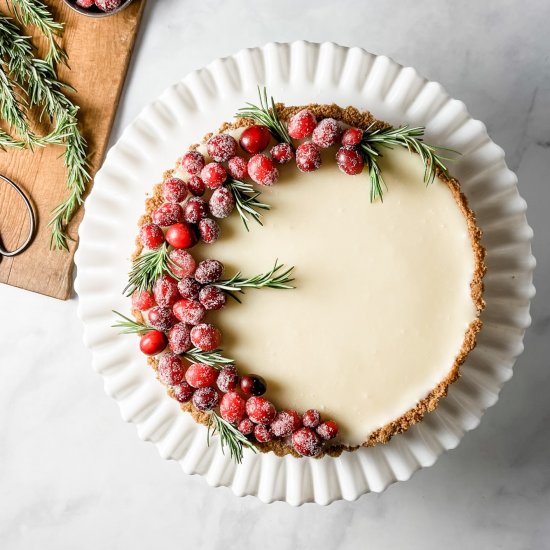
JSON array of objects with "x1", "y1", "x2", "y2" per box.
[{"x1": 75, "y1": 41, "x2": 535, "y2": 505}]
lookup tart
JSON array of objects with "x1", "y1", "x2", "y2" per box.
[{"x1": 116, "y1": 90, "x2": 485, "y2": 461}]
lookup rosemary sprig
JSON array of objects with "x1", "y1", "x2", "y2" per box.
[
  {"x1": 124, "y1": 243, "x2": 177, "y2": 296},
  {"x1": 236, "y1": 86, "x2": 293, "y2": 146},
  {"x1": 111, "y1": 311, "x2": 153, "y2": 335},
  {"x1": 213, "y1": 261, "x2": 295, "y2": 303},
  {"x1": 225, "y1": 178, "x2": 271, "y2": 231},
  {"x1": 182, "y1": 347, "x2": 234, "y2": 367},
  {"x1": 207, "y1": 411, "x2": 256, "y2": 464}
]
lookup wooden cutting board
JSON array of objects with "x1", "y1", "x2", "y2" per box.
[{"x1": 0, "y1": 0, "x2": 145, "y2": 300}]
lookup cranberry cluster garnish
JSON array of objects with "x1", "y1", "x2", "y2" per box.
[{"x1": 74, "y1": 0, "x2": 124, "y2": 12}]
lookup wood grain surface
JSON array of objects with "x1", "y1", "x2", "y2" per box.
[{"x1": 0, "y1": 0, "x2": 145, "y2": 300}]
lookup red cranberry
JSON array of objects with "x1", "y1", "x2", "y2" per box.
[
  {"x1": 198, "y1": 218, "x2": 220, "y2": 244},
  {"x1": 167, "y1": 322, "x2": 193, "y2": 353},
  {"x1": 173, "y1": 298, "x2": 206, "y2": 325},
  {"x1": 220, "y1": 392, "x2": 246, "y2": 423},
  {"x1": 162, "y1": 178, "x2": 187, "y2": 203},
  {"x1": 194, "y1": 259, "x2": 223, "y2": 283},
  {"x1": 185, "y1": 363, "x2": 218, "y2": 388},
  {"x1": 209, "y1": 187, "x2": 235, "y2": 218},
  {"x1": 227, "y1": 156, "x2": 248, "y2": 180},
  {"x1": 76, "y1": 0, "x2": 94, "y2": 7},
  {"x1": 148, "y1": 306, "x2": 176, "y2": 331},
  {"x1": 192, "y1": 387, "x2": 219, "y2": 411},
  {"x1": 342, "y1": 127, "x2": 363, "y2": 146},
  {"x1": 271, "y1": 142, "x2": 294, "y2": 164},
  {"x1": 183, "y1": 197, "x2": 209, "y2": 224},
  {"x1": 302, "y1": 409, "x2": 321, "y2": 428},
  {"x1": 199, "y1": 285, "x2": 226, "y2": 310},
  {"x1": 247, "y1": 154, "x2": 279, "y2": 186},
  {"x1": 240, "y1": 375, "x2": 266, "y2": 396},
  {"x1": 317, "y1": 420, "x2": 339, "y2": 440},
  {"x1": 153, "y1": 274, "x2": 179, "y2": 307},
  {"x1": 169, "y1": 249, "x2": 196, "y2": 278},
  {"x1": 158, "y1": 352, "x2": 185, "y2": 385},
  {"x1": 139, "y1": 330, "x2": 167, "y2": 355},
  {"x1": 270, "y1": 410, "x2": 302, "y2": 437},
  {"x1": 296, "y1": 142, "x2": 322, "y2": 172},
  {"x1": 139, "y1": 223, "x2": 164, "y2": 249},
  {"x1": 165, "y1": 222, "x2": 197, "y2": 249},
  {"x1": 292, "y1": 427, "x2": 322, "y2": 457},
  {"x1": 200, "y1": 162, "x2": 227, "y2": 189},
  {"x1": 187, "y1": 175, "x2": 206, "y2": 196},
  {"x1": 254, "y1": 424, "x2": 273, "y2": 443},
  {"x1": 95, "y1": 0, "x2": 122, "y2": 11},
  {"x1": 287, "y1": 109, "x2": 317, "y2": 139},
  {"x1": 336, "y1": 146, "x2": 364, "y2": 175},
  {"x1": 312, "y1": 118, "x2": 342, "y2": 148},
  {"x1": 177, "y1": 277, "x2": 201, "y2": 300},
  {"x1": 180, "y1": 151, "x2": 205, "y2": 175},
  {"x1": 131, "y1": 289, "x2": 156, "y2": 311},
  {"x1": 190, "y1": 323, "x2": 221, "y2": 351},
  {"x1": 152, "y1": 202, "x2": 184, "y2": 226},
  {"x1": 216, "y1": 365, "x2": 239, "y2": 393},
  {"x1": 173, "y1": 382, "x2": 194, "y2": 403},
  {"x1": 246, "y1": 396, "x2": 276, "y2": 425},
  {"x1": 207, "y1": 133, "x2": 238, "y2": 162},
  {"x1": 239, "y1": 125, "x2": 271, "y2": 154},
  {"x1": 238, "y1": 418, "x2": 254, "y2": 435}
]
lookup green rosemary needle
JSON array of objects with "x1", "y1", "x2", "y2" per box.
[
  {"x1": 225, "y1": 178, "x2": 271, "y2": 231},
  {"x1": 207, "y1": 411, "x2": 256, "y2": 464}
]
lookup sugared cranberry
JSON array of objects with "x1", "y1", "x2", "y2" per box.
[
  {"x1": 177, "y1": 277, "x2": 201, "y2": 300},
  {"x1": 199, "y1": 285, "x2": 226, "y2": 310},
  {"x1": 198, "y1": 218, "x2": 220, "y2": 244},
  {"x1": 312, "y1": 118, "x2": 342, "y2": 148},
  {"x1": 270, "y1": 410, "x2": 302, "y2": 437},
  {"x1": 131, "y1": 289, "x2": 155, "y2": 311},
  {"x1": 173, "y1": 298, "x2": 206, "y2": 325},
  {"x1": 216, "y1": 365, "x2": 239, "y2": 393},
  {"x1": 76, "y1": 0, "x2": 94, "y2": 7},
  {"x1": 200, "y1": 162, "x2": 227, "y2": 189},
  {"x1": 302, "y1": 409, "x2": 321, "y2": 428},
  {"x1": 183, "y1": 197, "x2": 209, "y2": 224},
  {"x1": 287, "y1": 109, "x2": 317, "y2": 139},
  {"x1": 341, "y1": 127, "x2": 363, "y2": 146},
  {"x1": 185, "y1": 363, "x2": 218, "y2": 388},
  {"x1": 162, "y1": 178, "x2": 187, "y2": 203},
  {"x1": 152, "y1": 202, "x2": 184, "y2": 226},
  {"x1": 158, "y1": 352, "x2": 186, "y2": 385},
  {"x1": 169, "y1": 249, "x2": 196, "y2": 278},
  {"x1": 167, "y1": 322, "x2": 193, "y2": 353},
  {"x1": 238, "y1": 418, "x2": 254, "y2": 435},
  {"x1": 192, "y1": 387, "x2": 219, "y2": 411},
  {"x1": 165, "y1": 222, "x2": 197, "y2": 249},
  {"x1": 254, "y1": 424, "x2": 273, "y2": 443},
  {"x1": 187, "y1": 175, "x2": 206, "y2": 196},
  {"x1": 148, "y1": 306, "x2": 176, "y2": 331},
  {"x1": 180, "y1": 151, "x2": 205, "y2": 175},
  {"x1": 173, "y1": 382, "x2": 194, "y2": 403},
  {"x1": 139, "y1": 330, "x2": 167, "y2": 355},
  {"x1": 227, "y1": 156, "x2": 248, "y2": 180},
  {"x1": 247, "y1": 154, "x2": 279, "y2": 186},
  {"x1": 153, "y1": 274, "x2": 179, "y2": 307},
  {"x1": 194, "y1": 259, "x2": 223, "y2": 284},
  {"x1": 239, "y1": 125, "x2": 271, "y2": 154},
  {"x1": 246, "y1": 396, "x2": 276, "y2": 425},
  {"x1": 292, "y1": 427, "x2": 322, "y2": 457},
  {"x1": 336, "y1": 146, "x2": 364, "y2": 175},
  {"x1": 139, "y1": 223, "x2": 164, "y2": 249},
  {"x1": 220, "y1": 392, "x2": 246, "y2": 423},
  {"x1": 209, "y1": 187, "x2": 235, "y2": 218},
  {"x1": 270, "y1": 142, "x2": 294, "y2": 164},
  {"x1": 95, "y1": 0, "x2": 122, "y2": 11},
  {"x1": 207, "y1": 133, "x2": 238, "y2": 162},
  {"x1": 190, "y1": 323, "x2": 221, "y2": 351},
  {"x1": 317, "y1": 420, "x2": 339, "y2": 440},
  {"x1": 240, "y1": 375, "x2": 266, "y2": 396},
  {"x1": 296, "y1": 142, "x2": 322, "y2": 172}
]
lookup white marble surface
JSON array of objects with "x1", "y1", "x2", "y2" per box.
[{"x1": 1, "y1": 0, "x2": 549, "y2": 548}]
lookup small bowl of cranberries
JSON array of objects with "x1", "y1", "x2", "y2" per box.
[{"x1": 63, "y1": 0, "x2": 134, "y2": 17}]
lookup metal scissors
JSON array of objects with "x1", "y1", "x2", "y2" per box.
[{"x1": 0, "y1": 174, "x2": 36, "y2": 257}]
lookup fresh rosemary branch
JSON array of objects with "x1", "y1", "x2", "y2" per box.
[
  {"x1": 182, "y1": 347, "x2": 234, "y2": 367},
  {"x1": 236, "y1": 86, "x2": 293, "y2": 146},
  {"x1": 213, "y1": 261, "x2": 295, "y2": 303},
  {"x1": 207, "y1": 411, "x2": 256, "y2": 464},
  {"x1": 0, "y1": 63, "x2": 33, "y2": 145},
  {"x1": 124, "y1": 243, "x2": 177, "y2": 296},
  {"x1": 225, "y1": 178, "x2": 271, "y2": 231},
  {"x1": 111, "y1": 311, "x2": 153, "y2": 335}
]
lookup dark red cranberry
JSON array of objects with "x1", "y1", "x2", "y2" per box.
[
  {"x1": 167, "y1": 322, "x2": 193, "y2": 354},
  {"x1": 271, "y1": 142, "x2": 294, "y2": 164},
  {"x1": 192, "y1": 387, "x2": 219, "y2": 411},
  {"x1": 220, "y1": 391, "x2": 246, "y2": 423},
  {"x1": 139, "y1": 223, "x2": 164, "y2": 249},
  {"x1": 173, "y1": 382, "x2": 194, "y2": 403},
  {"x1": 227, "y1": 156, "x2": 248, "y2": 180},
  {"x1": 238, "y1": 418, "x2": 255, "y2": 435},
  {"x1": 247, "y1": 154, "x2": 279, "y2": 186},
  {"x1": 254, "y1": 424, "x2": 273, "y2": 443},
  {"x1": 152, "y1": 202, "x2": 184, "y2": 226},
  {"x1": 296, "y1": 142, "x2": 322, "y2": 172},
  {"x1": 302, "y1": 409, "x2": 321, "y2": 429},
  {"x1": 185, "y1": 363, "x2": 218, "y2": 388},
  {"x1": 288, "y1": 109, "x2": 316, "y2": 139},
  {"x1": 341, "y1": 127, "x2": 363, "y2": 146},
  {"x1": 169, "y1": 249, "x2": 196, "y2": 278},
  {"x1": 194, "y1": 259, "x2": 223, "y2": 284},
  {"x1": 165, "y1": 222, "x2": 197, "y2": 249},
  {"x1": 190, "y1": 323, "x2": 221, "y2": 351},
  {"x1": 317, "y1": 420, "x2": 339, "y2": 440},
  {"x1": 198, "y1": 218, "x2": 220, "y2": 244},
  {"x1": 131, "y1": 289, "x2": 156, "y2": 311},
  {"x1": 270, "y1": 410, "x2": 302, "y2": 437},
  {"x1": 292, "y1": 427, "x2": 322, "y2": 457},
  {"x1": 209, "y1": 187, "x2": 235, "y2": 218},
  {"x1": 158, "y1": 352, "x2": 186, "y2": 385},
  {"x1": 180, "y1": 151, "x2": 205, "y2": 175},
  {"x1": 216, "y1": 365, "x2": 239, "y2": 393},
  {"x1": 239, "y1": 125, "x2": 271, "y2": 154},
  {"x1": 240, "y1": 375, "x2": 266, "y2": 396},
  {"x1": 162, "y1": 178, "x2": 187, "y2": 203},
  {"x1": 139, "y1": 330, "x2": 167, "y2": 355},
  {"x1": 148, "y1": 306, "x2": 176, "y2": 331},
  {"x1": 246, "y1": 396, "x2": 276, "y2": 425},
  {"x1": 187, "y1": 175, "x2": 206, "y2": 196},
  {"x1": 183, "y1": 196, "x2": 209, "y2": 224},
  {"x1": 177, "y1": 277, "x2": 201, "y2": 300},
  {"x1": 312, "y1": 118, "x2": 342, "y2": 148},
  {"x1": 199, "y1": 285, "x2": 226, "y2": 310},
  {"x1": 153, "y1": 274, "x2": 179, "y2": 306},
  {"x1": 336, "y1": 146, "x2": 364, "y2": 175},
  {"x1": 173, "y1": 298, "x2": 206, "y2": 325},
  {"x1": 207, "y1": 133, "x2": 238, "y2": 162}
]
